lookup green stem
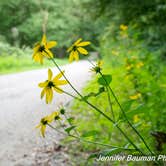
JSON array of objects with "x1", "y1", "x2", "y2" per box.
[
  {"x1": 50, "y1": 58, "x2": 143, "y2": 154},
  {"x1": 51, "y1": 58, "x2": 83, "y2": 98},
  {"x1": 87, "y1": 58, "x2": 95, "y2": 66},
  {"x1": 48, "y1": 124, "x2": 135, "y2": 151},
  {"x1": 83, "y1": 98, "x2": 144, "y2": 155},
  {"x1": 69, "y1": 134, "x2": 135, "y2": 151},
  {"x1": 47, "y1": 123, "x2": 64, "y2": 135},
  {"x1": 64, "y1": 114, "x2": 80, "y2": 136},
  {"x1": 111, "y1": 86, "x2": 154, "y2": 155},
  {"x1": 106, "y1": 86, "x2": 115, "y2": 120},
  {"x1": 100, "y1": 71, "x2": 154, "y2": 155},
  {"x1": 87, "y1": 58, "x2": 115, "y2": 120},
  {"x1": 54, "y1": 87, "x2": 81, "y2": 100}
]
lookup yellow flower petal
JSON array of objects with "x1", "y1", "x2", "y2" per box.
[
  {"x1": 45, "y1": 89, "x2": 49, "y2": 104},
  {"x1": 136, "y1": 62, "x2": 144, "y2": 68},
  {"x1": 36, "y1": 124, "x2": 41, "y2": 129},
  {"x1": 77, "y1": 41, "x2": 91, "y2": 47},
  {"x1": 69, "y1": 51, "x2": 79, "y2": 61},
  {"x1": 67, "y1": 46, "x2": 73, "y2": 53},
  {"x1": 129, "y1": 93, "x2": 141, "y2": 100},
  {"x1": 49, "y1": 89, "x2": 53, "y2": 103},
  {"x1": 126, "y1": 64, "x2": 133, "y2": 70},
  {"x1": 53, "y1": 87, "x2": 63, "y2": 93},
  {"x1": 41, "y1": 88, "x2": 46, "y2": 99},
  {"x1": 69, "y1": 51, "x2": 74, "y2": 62},
  {"x1": 33, "y1": 43, "x2": 40, "y2": 53},
  {"x1": 133, "y1": 115, "x2": 139, "y2": 123},
  {"x1": 74, "y1": 38, "x2": 82, "y2": 46},
  {"x1": 46, "y1": 88, "x2": 53, "y2": 104},
  {"x1": 97, "y1": 60, "x2": 103, "y2": 67},
  {"x1": 48, "y1": 69, "x2": 53, "y2": 81},
  {"x1": 41, "y1": 125, "x2": 46, "y2": 137},
  {"x1": 47, "y1": 49, "x2": 54, "y2": 58},
  {"x1": 73, "y1": 50, "x2": 79, "y2": 60},
  {"x1": 55, "y1": 80, "x2": 68, "y2": 85},
  {"x1": 43, "y1": 49, "x2": 53, "y2": 58},
  {"x1": 38, "y1": 81, "x2": 48, "y2": 88},
  {"x1": 33, "y1": 52, "x2": 44, "y2": 64},
  {"x1": 41, "y1": 34, "x2": 47, "y2": 45},
  {"x1": 49, "y1": 111, "x2": 60, "y2": 121},
  {"x1": 47, "y1": 41, "x2": 57, "y2": 49},
  {"x1": 120, "y1": 24, "x2": 128, "y2": 31},
  {"x1": 53, "y1": 71, "x2": 65, "y2": 82},
  {"x1": 77, "y1": 47, "x2": 88, "y2": 55}
]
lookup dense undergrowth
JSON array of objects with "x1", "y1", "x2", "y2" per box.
[{"x1": 69, "y1": 25, "x2": 166, "y2": 165}]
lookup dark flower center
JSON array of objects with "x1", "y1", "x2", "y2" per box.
[
  {"x1": 54, "y1": 116, "x2": 60, "y2": 120},
  {"x1": 73, "y1": 45, "x2": 77, "y2": 51},
  {"x1": 94, "y1": 66, "x2": 101, "y2": 73},
  {"x1": 41, "y1": 118, "x2": 48, "y2": 125},
  {"x1": 38, "y1": 45, "x2": 45, "y2": 52},
  {"x1": 47, "y1": 81, "x2": 54, "y2": 88}
]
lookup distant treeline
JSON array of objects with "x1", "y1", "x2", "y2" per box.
[{"x1": 0, "y1": 0, "x2": 165, "y2": 57}]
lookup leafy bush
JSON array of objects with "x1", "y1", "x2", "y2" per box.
[
  {"x1": 81, "y1": 0, "x2": 166, "y2": 55},
  {"x1": 0, "y1": 41, "x2": 31, "y2": 56}
]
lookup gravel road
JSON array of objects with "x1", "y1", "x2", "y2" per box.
[{"x1": 0, "y1": 61, "x2": 92, "y2": 166}]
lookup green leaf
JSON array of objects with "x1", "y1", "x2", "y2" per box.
[
  {"x1": 99, "y1": 148, "x2": 123, "y2": 156},
  {"x1": 65, "y1": 125, "x2": 76, "y2": 134},
  {"x1": 98, "y1": 86, "x2": 105, "y2": 93},
  {"x1": 67, "y1": 117, "x2": 74, "y2": 124},
  {"x1": 82, "y1": 87, "x2": 105, "y2": 100},
  {"x1": 81, "y1": 130, "x2": 99, "y2": 138},
  {"x1": 122, "y1": 100, "x2": 133, "y2": 111},
  {"x1": 119, "y1": 104, "x2": 146, "y2": 121},
  {"x1": 87, "y1": 153, "x2": 98, "y2": 160},
  {"x1": 126, "y1": 104, "x2": 146, "y2": 118},
  {"x1": 87, "y1": 148, "x2": 123, "y2": 160},
  {"x1": 98, "y1": 74, "x2": 112, "y2": 86},
  {"x1": 118, "y1": 100, "x2": 133, "y2": 120}
]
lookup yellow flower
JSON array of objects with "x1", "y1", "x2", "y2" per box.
[
  {"x1": 131, "y1": 56, "x2": 138, "y2": 60},
  {"x1": 32, "y1": 34, "x2": 57, "y2": 64},
  {"x1": 126, "y1": 64, "x2": 133, "y2": 71},
  {"x1": 133, "y1": 115, "x2": 139, "y2": 123},
  {"x1": 90, "y1": 60, "x2": 103, "y2": 73},
  {"x1": 129, "y1": 93, "x2": 141, "y2": 100},
  {"x1": 38, "y1": 69, "x2": 68, "y2": 104},
  {"x1": 136, "y1": 62, "x2": 144, "y2": 69},
  {"x1": 125, "y1": 74, "x2": 130, "y2": 80},
  {"x1": 49, "y1": 111, "x2": 61, "y2": 121},
  {"x1": 120, "y1": 24, "x2": 128, "y2": 31},
  {"x1": 141, "y1": 122, "x2": 150, "y2": 128},
  {"x1": 36, "y1": 115, "x2": 53, "y2": 137},
  {"x1": 36, "y1": 111, "x2": 61, "y2": 137},
  {"x1": 111, "y1": 50, "x2": 119, "y2": 56},
  {"x1": 67, "y1": 38, "x2": 91, "y2": 62}
]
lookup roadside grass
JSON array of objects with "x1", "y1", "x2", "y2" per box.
[{"x1": 0, "y1": 55, "x2": 67, "y2": 74}]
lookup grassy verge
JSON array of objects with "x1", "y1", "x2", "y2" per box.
[
  {"x1": 0, "y1": 55, "x2": 67, "y2": 74},
  {"x1": 67, "y1": 27, "x2": 166, "y2": 165}
]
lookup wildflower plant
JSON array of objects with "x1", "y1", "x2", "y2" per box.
[{"x1": 32, "y1": 33, "x2": 161, "y2": 165}]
